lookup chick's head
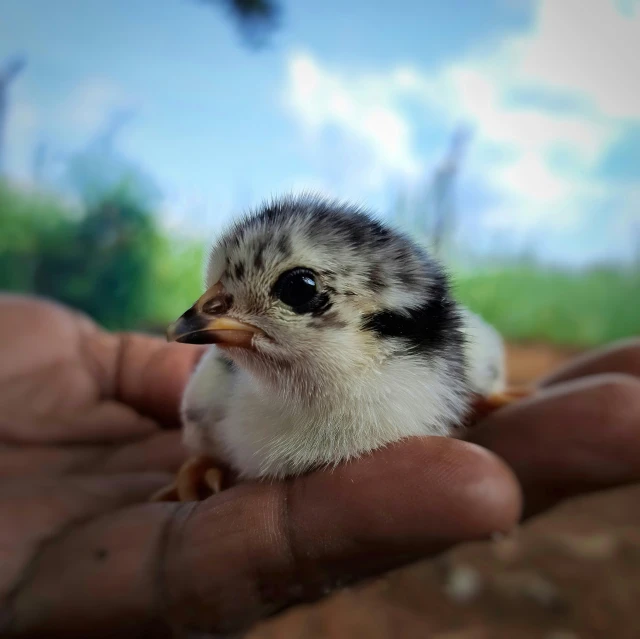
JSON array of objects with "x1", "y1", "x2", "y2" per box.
[{"x1": 168, "y1": 195, "x2": 466, "y2": 395}]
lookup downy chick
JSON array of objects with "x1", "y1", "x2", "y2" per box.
[{"x1": 154, "y1": 195, "x2": 514, "y2": 501}]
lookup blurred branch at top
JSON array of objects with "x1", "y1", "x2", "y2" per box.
[
  {"x1": 0, "y1": 54, "x2": 27, "y2": 173},
  {"x1": 195, "y1": 0, "x2": 281, "y2": 48}
]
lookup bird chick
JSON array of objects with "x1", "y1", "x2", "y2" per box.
[{"x1": 153, "y1": 195, "x2": 516, "y2": 502}]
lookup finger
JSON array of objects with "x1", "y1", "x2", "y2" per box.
[
  {"x1": 97, "y1": 431, "x2": 188, "y2": 474},
  {"x1": 4, "y1": 438, "x2": 521, "y2": 637},
  {"x1": 0, "y1": 402, "x2": 158, "y2": 446},
  {"x1": 0, "y1": 473, "x2": 171, "y2": 613},
  {"x1": 0, "y1": 295, "x2": 98, "y2": 386},
  {"x1": 469, "y1": 373, "x2": 640, "y2": 517},
  {"x1": 0, "y1": 432, "x2": 187, "y2": 478},
  {"x1": 540, "y1": 337, "x2": 640, "y2": 387},
  {"x1": 0, "y1": 297, "x2": 202, "y2": 432},
  {"x1": 162, "y1": 439, "x2": 520, "y2": 634},
  {"x1": 111, "y1": 333, "x2": 206, "y2": 428}
]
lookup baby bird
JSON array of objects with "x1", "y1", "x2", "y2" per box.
[{"x1": 153, "y1": 195, "x2": 519, "y2": 502}]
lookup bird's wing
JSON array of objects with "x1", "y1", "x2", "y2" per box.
[
  {"x1": 458, "y1": 307, "x2": 507, "y2": 396},
  {"x1": 180, "y1": 346, "x2": 236, "y2": 456}
]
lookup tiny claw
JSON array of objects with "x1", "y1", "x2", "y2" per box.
[
  {"x1": 176, "y1": 455, "x2": 225, "y2": 501},
  {"x1": 149, "y1": 456, "x2": 225, "y2": 503},
  {"x1": 467, "y1": 386, "x2": 534, "y2": 427},
  {"x1": 204, "y1": 467, "x2": 223, "y2": 494},
  {"x1": 149, "y1": 481, "x2": 180, "y2": 503}
]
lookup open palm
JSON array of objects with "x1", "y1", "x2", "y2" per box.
[
  {"x1": 1, "y1": 293, "x2": 640, "y2": 638},
  {"x1": 0, "y1": 294, "x2": 203, "y2": 477}
]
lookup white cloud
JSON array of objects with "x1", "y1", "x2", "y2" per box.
[
  {"x1": 285, "y1": 53, "x2": 423, "y2": 193},
  {"x1": 283, "y1": 0, "x2": 639, "y2": 245},
  {"x1": 517, "y1": 0, "x2": 640, "y2": 119}
]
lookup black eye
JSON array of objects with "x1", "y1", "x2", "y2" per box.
[{"x1": 272, "y1": 268, "x2": 320, "y2": 312}]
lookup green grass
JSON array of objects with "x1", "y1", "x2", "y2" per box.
[
  {"x1": 453, "y1": 266, "x2": 640, "y2": 348},
  {"x1": 149, "y1": 237, "x2": 207, "y2": 326}
]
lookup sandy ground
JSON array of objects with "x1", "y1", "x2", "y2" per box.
[{"x1": 504, "y1": 341, "x2": 582, "y2": 386}]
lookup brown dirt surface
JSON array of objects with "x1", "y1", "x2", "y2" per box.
[{"x1": 505, "y1": 341, "x2": 582, "y2": 387}]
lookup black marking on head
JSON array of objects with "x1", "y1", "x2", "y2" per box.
[
  {"x1": 398, "y1": 270, "x2": 418, "y2": 287},
  {"x1": 218, "y1": 196, "x2": 439, "y2": 314},
  {"x1": 369, "y1": 219, "x2": 393, "y2": 246},
  {"x1": 222, "y1": 196, "x2": 419, "y2": 274},
  {"x1": 260, "y1": 202, "x2": 280, "y2": 224},
  {"x1": 277, "y1": 234, "x2": 291, "y2": 259},
  {"x1": 367, "y1": 265, "x2": 386, "y2": 293},
  {"x1": 254, "y1": 241, "x2": 266, "y2": 270},
  {"x1": 361, "y1": 273, "x2": 464, "y2": 359},
  {"x1": 234, "y1": 262, "x2": 245, "y2": 282},
  {"x1": 344, "y1": 220, "x2": 366, "y2": 247}
]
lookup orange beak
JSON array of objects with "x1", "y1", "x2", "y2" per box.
[{"x1": 166, "y1": 283, "x2": 263, "y2": 349}]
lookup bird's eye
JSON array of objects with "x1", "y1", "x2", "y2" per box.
[{"x1": 272, "y1": 268, "x2": 319, "y2": 312}]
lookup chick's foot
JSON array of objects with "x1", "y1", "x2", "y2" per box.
[
  {"x1": 468, "y1": 387, "x2": 533, "y2": 426},
  {"x1": 150, "y1": 455, "x2": 224, "y2": 502}
]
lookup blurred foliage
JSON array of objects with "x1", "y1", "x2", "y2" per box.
[
  {"x1": 0, "y1": 183, "x2": 77, "y2": 292},
  {"x1": 0, "y1": 178, "x2": 207, "y2": 331},
  {"x1": 0, "y1": 180, "x2": 157, "y2": 328},
  {"x1": 453, "y1": 265, "x2": 640, "y2": 348},
  {"x1": 61, "y1": 187, "x2": 158, "y2": 328},
  {"x1": 148, "y1": 234, "x2": 206, "y2": 331}
]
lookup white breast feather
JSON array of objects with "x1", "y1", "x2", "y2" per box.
[
  {"x1": 180, "y1": 345, "x2": 470, "y2": 480},
  {"x1": 459, "y1": 307, "x2": 507, "y2": 396}
]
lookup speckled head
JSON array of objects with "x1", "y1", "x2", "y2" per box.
[{"x1": 169, "y1": 193, "x2": 467, "y2": 390}]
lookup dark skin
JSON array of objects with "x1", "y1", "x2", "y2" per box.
[{"x1": 0, "y1": 294, "x2": 639, "y2": 638}]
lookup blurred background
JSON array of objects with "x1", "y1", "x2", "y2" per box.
[{"x1": 0, "y1": 0, "x2": 638, "y2": 370}]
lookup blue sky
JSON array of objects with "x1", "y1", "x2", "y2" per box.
[{"x1": 1, "y1": 0, "x2": 639, "y2": 266}]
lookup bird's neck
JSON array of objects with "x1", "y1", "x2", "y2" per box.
[{"x1": 226, "y1": 349, "x2": 470, "y2": 481}]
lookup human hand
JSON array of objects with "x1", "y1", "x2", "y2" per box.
[
  {"x1": 468, "y1": 337, "x2": 640, "y2": 517},
  {"x1": 0, "y1": 295, "x2": 519, "y2": 637},
  {"x1": 1, "y1": 294, "x2": 639, "y2": 637}
]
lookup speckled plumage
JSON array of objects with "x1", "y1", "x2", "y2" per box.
[{"x1": 180, "y1": 194, "x2": 505, "y2": 479}]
